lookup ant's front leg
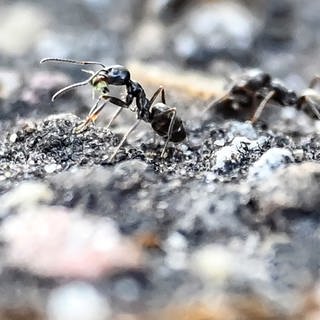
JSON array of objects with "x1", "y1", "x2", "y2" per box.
[
  {"x1": 74, "y1": 95, "x2": 107, "y2": 133},
  {"x1": 74, "y1": 95, "x2": 127, "y2": 133}
]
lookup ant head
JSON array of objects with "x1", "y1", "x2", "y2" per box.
[
  {"x1": 40, "y1": 58, "x2": 130, "y2": 101},
  {"x1": 88, "y1": 65, "x2": 131, "y2": 96},
  {"x1": 93, "y1": 65, "x2": 130, "y2": 86}
]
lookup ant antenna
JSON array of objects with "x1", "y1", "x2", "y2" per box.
[
  {"x1": 50, "y1": 69, "x2": 103, "y2": 101},
  {"x1": 40, "y1": 58, "x2": 106, "y2": 68},
  {"x1": 40, "y1": 58, "x2": 107, "y2": 101}
]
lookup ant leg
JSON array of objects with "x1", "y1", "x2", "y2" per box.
[
  {"x1": 250, "y1": 90, "x2": 275, "y2": 124},
  {"x1": 88, "y1": 95, "x2": 107, "y2": 117},
  {"x1": 202, "y1": 93, "x2": 229, "y2": 115},
  {"x1": 105, "y1": 96, "x2": 132, "y2": 128},
  {"x1": 86, "y1": 96, "x2": 128, "y2": 118},
  {"x1": 109, "y1": 120, "x2": 141, "y2": 161},
  {"x1": 149, "y1": 86, "x2": 166, "y2": 106},
  {"x1": 106, "y1": 108, "x2": 123, "y2": 129},
  {"x1": 74, "y1": 98, "x2": 108, "y2": 133},
  {"x1": 304, "y1": 97, "x2": 320, "y2": 120},
  {"x1": 309, "y1": 75, "x2": 320, "y2": 89},
  {"x1": 161, "y1": 86, "x2": 166, "y2": 104},
  {"x1": 160, "y1": 108, "x2": 177, "y2": 158},
  {"x1": 76, "y1": 95, "x2": 132, "y2": 133}
]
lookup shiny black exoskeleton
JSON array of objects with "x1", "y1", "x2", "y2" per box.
[
  {"x1": 91, "y1": 65, "x2": 131, "y2": 89},
  {"x1": 40, "y1": 58, "x2": 186, "y2": 159}
]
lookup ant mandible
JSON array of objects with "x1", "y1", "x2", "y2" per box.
[{"x1": 40, "y1": 58, "x2": 186, "y2": 160}]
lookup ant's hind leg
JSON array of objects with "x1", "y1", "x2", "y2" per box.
[
  {"x1": 160, "y1": 108, "x2": 177, "y2": 158},
  {"x1": 250, "y1": 90, "x2": 275, "y2": 124}
]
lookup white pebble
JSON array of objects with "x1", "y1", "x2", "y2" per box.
[
  {"x1": 0, "y1": 181, "x2": 53, "y2": 212},
  {"x1": 165, "y1": 232, "x2": 187, "y2": 251},
  {"x1": 248, "y1": 148, "x2": 294, "y2": 182},
  {"x1": 214, "y1": 136, "x2": 261, "y2": 171},
  {"x1": 190, "y1": 245, "x2": 233, "y2": 282},
  {"x1": 9, "y1": 133, "x2": 18, "y2": 143},
  {"x1": 44, "y1": 163, "x2": 59, "y2": 174},
  {"x1": 47, "y1": 282, "x2": 111, "y2": 320}
]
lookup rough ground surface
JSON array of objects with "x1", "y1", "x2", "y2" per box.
[{"x1": 1, "y1": 1, "x2": 320, "y2": 319}]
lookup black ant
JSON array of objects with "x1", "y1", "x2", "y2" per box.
[
  {"x1": 245, "y1": 74, "x2": 320, "y2": 122},
  {"x1": 204, "y1": 70, "x2": 297, "y2": 123},
  {"x1": 40, "y1": 58, "x2": 186, "y2": 160},
  {"x1": 205, "y1": 70, "x2": 320, "y2": 124}
]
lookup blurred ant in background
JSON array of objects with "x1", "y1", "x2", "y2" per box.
[
  {"x1": 41, "y1": 58, "x2": 186, "y2": 160},
  {"x1": 205, "y1": 69, "x2": 320, "y2": 123},
  {"x1": 248, "y1": 75, "x2": 320, "y2": 123},
  {"x1": 204, "y1": 70, "x2": 297, "y2": 123}
]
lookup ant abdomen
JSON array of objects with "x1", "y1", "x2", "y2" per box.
[{"x1": 151, "y1": 103, "x2": 186, "y2": 142}]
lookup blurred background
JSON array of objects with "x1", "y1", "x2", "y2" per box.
[{"x1": 1, "y1": 0, "x2": 320, "y2": 88}]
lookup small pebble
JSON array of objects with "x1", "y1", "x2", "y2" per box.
[
  {"x1": 190, "y1": 245, "x2": 233, "y2": 283},
  {"x1": 44, "y1": 163, "x2": 59, "y2": 174},
  {"x1": 47, "y1": 282, "x2": 110, "y2": 320},
  {"x1": 248, "y1": 148, "x2": 294, "y2": 182},
  {"x1": 0, "y1": 181, "x2": 53, "y2": 213},
  {"x1": 9, "y1": 133, "x2": 18, "y2": 143},
  {"x1": 227, "y1": 121, "x2": 258, "y2": 140},
  {"x1": 293, "y1": 149, "x2": 304, "y2": 162},
  {"x1": 213, "y1": 136, "x2": 261, "y2": 171},
  {"x1": 255, "y1": 162, "x2": 320, "y2": 217}
]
